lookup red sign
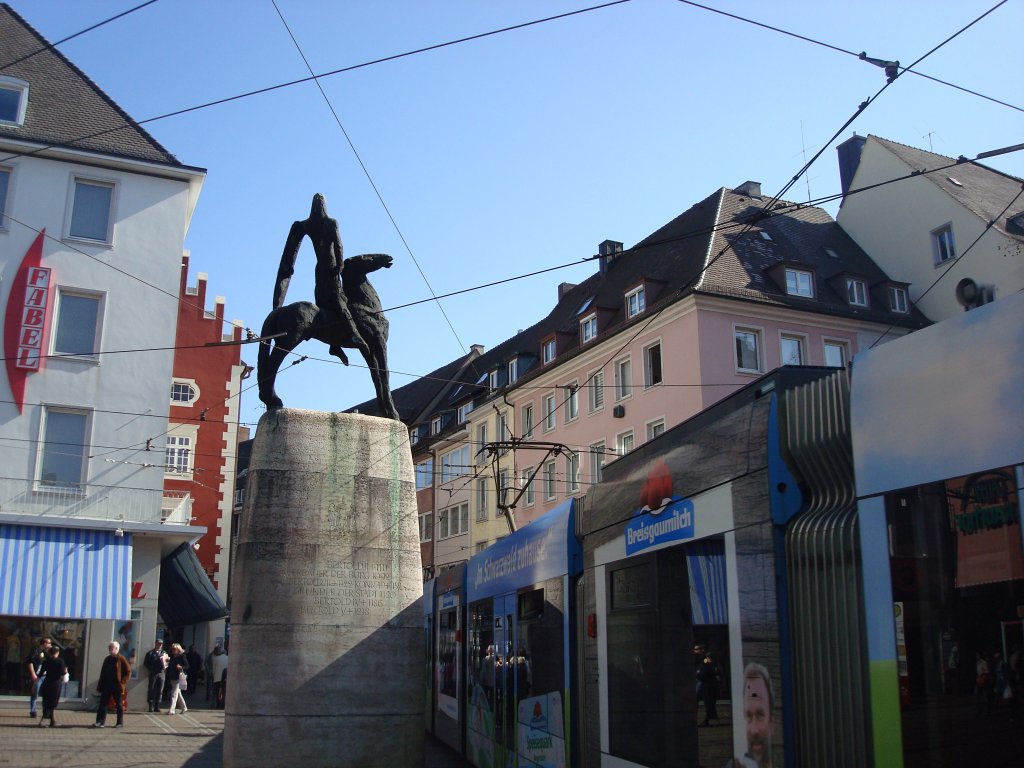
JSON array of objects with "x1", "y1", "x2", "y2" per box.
[
  {"x1": 131, "y1": 581, "x2": 148, "y2": 600},
  {"x1": 3, "y1": 231, "x2": 50, "y2": 412}
]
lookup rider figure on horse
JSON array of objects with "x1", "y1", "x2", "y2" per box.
[{"x1": 273, "y1": 193, "x2": 370, "y2": 365}]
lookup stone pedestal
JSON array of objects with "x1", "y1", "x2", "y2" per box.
[{"x1": 224, "y1": 409, "x2": 424, "y2": 768}]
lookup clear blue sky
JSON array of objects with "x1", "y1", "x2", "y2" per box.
[{"x1": 17, "y1": 0, "x2": 1024, "y2": 429}]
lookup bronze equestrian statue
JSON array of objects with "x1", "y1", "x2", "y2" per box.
[{"x1": 258, "y1": 194, "x2": 399, "y2": 419}]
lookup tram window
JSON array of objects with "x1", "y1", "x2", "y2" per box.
[
  {"x1": 518, "y1": 588, "x2": 544, "y2": 621},
  {"x1": 610, "y1": 561, "x2": 654, "y2": 610}
]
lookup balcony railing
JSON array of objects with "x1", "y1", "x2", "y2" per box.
[{"x1": 0, "y1": 477, "x2": 192, "y2": 526}]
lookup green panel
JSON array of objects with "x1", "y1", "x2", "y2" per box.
[{"x1": 870, "y1": 659, "x2": 903, "y2": 767}]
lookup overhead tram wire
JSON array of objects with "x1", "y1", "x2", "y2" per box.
[
  {"x1": 0, "y1": 0, "x2": 633, "y2": 168},
  {"x1": 675, "y1": 0, "x2": 1022, "y2": 114},
  {"x1": 272, "y1": 1, "x2": 467, "y2": 358},
  {"x1": 0, "y1": 0, "x2": 161, "y2": 71}
]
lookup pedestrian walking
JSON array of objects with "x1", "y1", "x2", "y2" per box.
[
  {"x1": 142, "y1": 638, "x2": 168, "y2": 712},
  {"x1": 166, "y1": 643, "x2": 189, "y2": 715},
  {"x1": 94, "y1": 641, "x2": 131, "y2": 728},
  {"x1": 25, "y1": 637, "x2": 51, "y2": 718},
  {"x1": 38, "y1": 645, "x2": 67, "y2": 728}
]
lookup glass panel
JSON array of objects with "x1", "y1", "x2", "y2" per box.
[
  {"x1": 70, "y1": 181, "x2": 112, "y2": 241},
  {"x1": 54, "y1": 294, "x2": 99, "y2": 356},
  {"x1": 0, "y1": 169, "x2": 9, "y2": 222},
  {"x1": 40, "y1": 410, "x2": 87, "y2": 486},
  {"x1": 0, "y1": 87, "x2": 20, "y2": 122}
]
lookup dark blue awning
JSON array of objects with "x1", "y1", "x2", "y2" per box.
[{"x1": 158, "y1": 543, "x2": 228, "y2": 627}]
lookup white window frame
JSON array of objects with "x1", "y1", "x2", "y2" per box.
[
  {"x1": 735, "y1": 325, "x2": 763, "y2": 375},
  {"x1": 779, "y1": 333, "x2": 806, "y2": 366},
  {"x1": 645, "y1": 418, "x2": 665, "y2": 442},
  {"x1": 643, "y1": 341, "x2": 663, "y2": 388},
  {"x1": 476, "y1": 423, "x2": 488, "y2": 463},
  {"x1": 431, "y1": 416, "x2": 442, "y2": 435},
  {"x1": 419, "y1": 511, "x2": 433, "y2": 542},
  {"x1": 590, "y1": 442, "x2": 606, "y2": 484},
  {"x1": 439, "y1": 502, "x2": 469, "y2": 539},
  {"x1": 506, "y1": 358, "x2": 518, "y2": 384},
  {"x1": 476, "y1": 478, "x2": 489, "y2": 521},
  {"x1": 171, "y1": 378, "x2": 200, "y2": 406},
  {"x1": 440, "y1": 445, "x2": 469, "y2": 484},
  {"x1": 0, "y1": 77, "x2": 29, "y2": 126},
  {"x1": 543, "y1": 460, "x2": 557, "y2": 501},
  {"x1": 888, "y1": 286, "x2": 909, "y2": 313},
  {"x1": 65, "y1": 175, "x2": 116, "y2": 245},
  {"x1": 543, "y1": 393, "x2": 557, "y2": 432},
  {"x1": 523, "y1": 467, "x2": 536, "y2": 507},
  {"x1": 36, "y1": 405, "x2": 91, "y2": 490},
  {"x1": 457, "y1": 401, "x2": 474, "y2": 423},
  {"x1": 498, "y1": 469, "x2": 511, "y2": 512},
  {"x1": 823, "y1": 339, "x2": 849, "y2": 369},
  {"x1": 784, "y1": 268, "x2": 814, "y2": 298},
  {"x1": 616, "y1": 430, "x2": 635, "y2": 456},
  {"x1": 564, "y1": 382, "x2": 579, "y2": 422},
  {"x1": 846, "y1": 277, "x2": 868, "y2": 307},
  {"x1": 164, "y1": 423, "x2": 199, "y2": 479},
  {"x1": 566, "y1": 453, "x2": 580, "y2": 494},
  {"x1": 614, "y1": 357, "x2": 632, "y2": 401},
  {"x1": 52, "y1": 288, "x2": 104, "y2": 362},
  {"x1": 625, "y1": 286, "x2": 646, "y2": 318},
  {"x1": 580, "y1": 314, "x2": 598, "y2": 344},
  {"x1": 932, "y1": 223, "x2": 957, "y2": 265},
  {"x1": 542, "y1": 338, "x2": 556, "y2": 364},
  {"x1": 588, "y1": 369, "x2": 605, "y2": 413},
  {"x1": 415, "y1": 459, "x2": 433, "y2": 490},
  {"x1": 522, "y1": 403, "x2": 534, "y2": 438},
  {"x1": 488, "y1": 369, "x2": 500, "y2": 392}
]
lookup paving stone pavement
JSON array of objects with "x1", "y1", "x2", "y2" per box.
[{"x1": 0, "y1": 699, "x2": 469, "y2": 767}]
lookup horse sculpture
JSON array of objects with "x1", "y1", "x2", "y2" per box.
[{"x1": 257, "y1": 252, "x2": 399, "y2": 420}]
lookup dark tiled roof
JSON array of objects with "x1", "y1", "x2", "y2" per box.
[
  {"x1": 0, "y1": 4, "x2": 189, "y2": 167},
  {"x1": 870, "y1": 136, "x2": 1024, "y2": 242}
]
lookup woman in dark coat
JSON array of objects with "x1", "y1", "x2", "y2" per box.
[{"x1": 38, "y1": 645, "x2": 67, "y2": 727}]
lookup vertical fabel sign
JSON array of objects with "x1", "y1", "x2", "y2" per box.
[{"x1": 3, "y1": 231, "x2": 51, "y2": 412}]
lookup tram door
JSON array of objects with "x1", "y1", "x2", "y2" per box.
[
  {"x1": 494, "y1": 594, "x2": 517, "y2": 760},
  {"x1": 468, "y1": 594, "x2": 520, "y2": 767}
]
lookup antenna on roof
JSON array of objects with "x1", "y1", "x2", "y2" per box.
[{"x1": 923, "y1": 131, "x2": 935, "y2": 151}]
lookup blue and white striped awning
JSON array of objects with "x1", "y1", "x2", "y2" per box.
[{"x1": 0, "y1": 524, "x2": 132, "y2": 619}]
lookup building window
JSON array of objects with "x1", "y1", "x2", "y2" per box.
[
  {"x1": 457, "y1": 401, "x2": 473, "y2": 423},
  {"x1": 415, "y1": 459, "x2": 433, "y2": 490},
  {"x1": 846, "y1": 278, "x2": 868, "y2": 307},
  {"x1": 53, "y1": 290, "x2": 102, "y2": 360},
  {"x1": 439, "y1": 503, "x2": 469, "y2": 539},
  {"x1": 431, "y1": 416, "x2": 442, "y2": 435},
  {"x1": 824, "y1": 340, "x2": 848, "y2": 368},
  {"x1": 565, "y1": 382, "x2": 579, "y2": 422},
  {"x1": 542, "y1": 338, "x2": 556, "y2": 364},
  {"x1": 543, "y1": 393, "x2": 557, "y2": 432},
  {"x1": 476, "y1": 423, "x2": 488, "y2": 463},
  {"x1": 566, "y1": 453, "x2": 581, "y2": 494},
  {"x1": 498, "y1": 469, "x2": 511, "y2": 510},
  {"x1": 496, "y1": 410, "x2": 509, "y2": 442},
  {"x1": 580, "y1": 314, "x2": 597, "y2": 343},
  {"x1": 590, "y1": 442, "x2": 606, "y2": 484},
  {"x1": 646, "y1": 419, "x2": 665, "y2": 441},
  {"x1": 488, "y1": 369, "x2": 500, "y2": 392},
  {"x1": 165, "y1": 433, "x2": 193, "y2": 476},
  {"x1": 38, "y1": 407, "x2": 89, "y2": 488},
  {"x1": 0, "y1": 167, "x2": 10, "y2": 230},
  {"x1": 477, "y1": 478, "x2": 488, "y2": 521},
  {"x1": 419, "y1": 511, "x2": 433, "y2": 542},
  {"x1": 889, "y1": 286, "x2": 909, "y2": 313},
  {"x1": 68, "y1": 178, "x2": 114, "y2": 243},
  {"x1": 522, "y1": 403, "x2": 534, "y2": 438},
  {"x1": 780, "y1": 334, "x2": 805, "y2": 366},
  {"x1": 543, "y1": 461, "x2": 557, "y2": 500},
  {"x1": 440, "y1": 445, "x2": 470, "y2": 483},
  {"x1": 507, "y1": 358, "x2": 518, "y2": 384},
  {"x1": 643, "y1": 342, "x2": 662, "y2": 388},
  {"x1": 475, "y1": 541, "x2": 488, "y2": 555},
  {"x1": 523, "y1": 467, "x2": 536, "y2": 506},
  {"x1": 735, "y1": 327, "x2": 762, "y2": 374},
  {"x1": 614, "y1": 357, "x2": 632, "y2": 400},
  {"x1": 785, "y1": 268, "x2": 814, "y2": 298},
  {"x1": 0, "y1": 77, "x2": 29, "y2": 126},
  {"x1": 589, "y1": 369, "x2": 605, "y2": 412},
  {"x1": 616, "y1": 431, "x2": 634, "y2": 456},
  {"x1": 932, "y1": 223, "x2": 956, "y2": 264},
  {"x1": 171, "y1": 379, "x2": 198, "y2": 405},
  {"x1": 625, "y1": 287, "x2": 646, "y2": 318}
]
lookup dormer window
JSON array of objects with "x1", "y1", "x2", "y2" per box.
[
  {"x1": 580, "y1": 314, "x2": 597, "y2": 344},
  {"x1": 625, "y1": 287, "x2": 645, "y2": 318},
  {"x1": 846, "y1": 278, "x2": 868, "y2": 307},
  {"x1": 785, "y1": 268, "x2": 814, "y2": 298},
  {"x1": 506, "y1": 358, "x2": 518, "y2": 384},
  {"x1": 576, "y1": 296, "x2": 594, "y2": 316},
  {"x1": 457, "y1": 402, "x2": 474, "y2": 423},
  {"x1": 0, "y1": 77, "x2": 29, "y2": 126},
  {"x1": 431, "y1": 416, "x2": 442, "y2": 435},
  {"x1": 888, "y1": 286, "x2": 909, "y2": 313},
  {"x1": 488, "y1": 369, "x2": 501, "y2": 392},
  {"x1": 542, "y1": 338, "x2": 556, "y2": 365}
]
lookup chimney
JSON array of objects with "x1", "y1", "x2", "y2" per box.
[
  {"x1": 734, "y1": 181, "x2": 762, "y2": 198},
  {"x1": 598, "y1": 240, "x2": 623, "y2": 274},
  {"x1": 836, "y1": 134, "x2": 867, "y2": 198},
  {"x1": 558, "y1": 282, "x2": 577, "y2": 301}
]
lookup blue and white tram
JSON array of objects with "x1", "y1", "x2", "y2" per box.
[
  {"x1": 426, "y1": 561, "x2": 468, "y2": 754},
  {"x1": 464, "y1": 498, "x2": 582, "y2": 768}
]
